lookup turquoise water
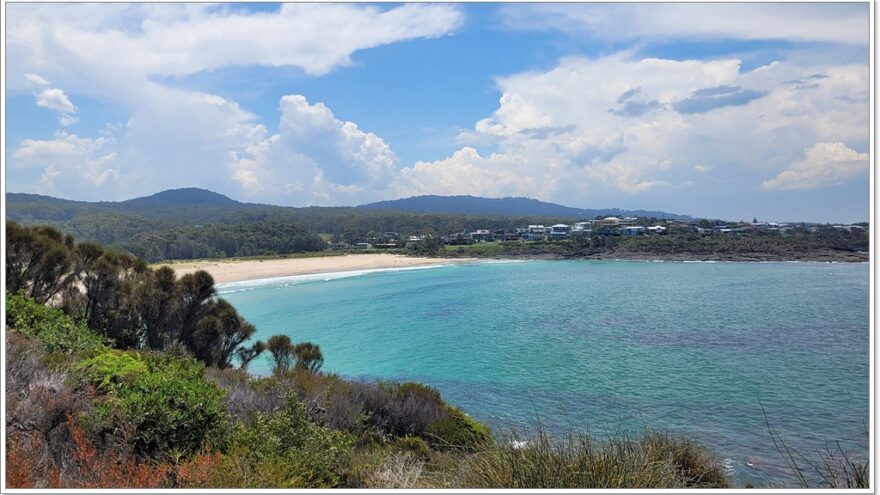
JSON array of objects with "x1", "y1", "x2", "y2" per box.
[{"x1": 219, "y1": 260, "x2": 869, "y2": 486}]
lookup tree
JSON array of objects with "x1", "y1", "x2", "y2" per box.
[
  {"x1": 236, "y1": 341, "x2": 266, "y2": 371},
  {"x1": 173, "y1": 271, "x2": 216, "y2": 345},
  {"x1": 267, "y1": 334, "x2": 295, "y2": 374},
  {"x1": 6, "y1": 221, "x2": 76, "y2": 304},
  {"x1": 294, "y1": 342, "x2": 324, "y2": 373},
  {"x1": 192, "y1": 299, "x2": 257, "y2": 368},
  {"x1": 138, "y1": 266, "x2": 177, "y2": 350}
]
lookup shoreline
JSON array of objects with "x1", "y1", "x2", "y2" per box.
[
  {"x1": 155, "y1": 250, "x2": 868, "y2": 285},
  {"x1": 440, "y1": 250, "x2": 869, "y2": 263},
  {"x1": 154, "y1": 253, "x2": 477, "y2": 284}
]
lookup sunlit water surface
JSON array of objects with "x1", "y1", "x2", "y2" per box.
[{"x1": 220, "y1": 260, "x2": 869, "y2": 487}]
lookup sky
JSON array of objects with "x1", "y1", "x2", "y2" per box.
[{"x1": 4, "y1": 2, "x2": 871, "y2": 222}]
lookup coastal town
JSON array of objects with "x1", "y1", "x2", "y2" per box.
[{"x1": 330, "y1": 216, "x2": 869, "y2": 250}]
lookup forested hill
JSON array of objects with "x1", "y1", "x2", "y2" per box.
[
  {"x1": 6, "y1": 189, "x2": 600, "y2": 262},
  {"x1": 359, "y1": 195, "x2": 691, "y2": 220}
]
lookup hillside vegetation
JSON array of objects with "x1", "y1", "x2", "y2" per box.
[
  {"x1": 6, "y1": 222, "x2": 734, "y2": 489},
  {"x1": 438, "y1": 228, "x2": 869, "y2": 262},
  {"x1": 7, "y1": 190, "x2": 583, "y2": 262}
]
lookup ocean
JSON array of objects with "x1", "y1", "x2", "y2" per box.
[{"x1": 218, "y1": 259, "x2": 869, "y2": 487}]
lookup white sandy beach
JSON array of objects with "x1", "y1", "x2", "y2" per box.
[{"x1": 156, "y1": 254, "x2": 473, "y2": 284}]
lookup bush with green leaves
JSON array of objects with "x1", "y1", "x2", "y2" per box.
[
  {"x1": 77, "y1": 350, "x2": 149, "y2": 390},
  {"x1": 215, "y1": 396, "x2": 356, "y2": 487},
  {"x1": 6, "y1": 292, "x2": 106, "y2": 355},
  {"x1": 85, "y1": 351, "x2": 227, "y2": 458},
  {"x1": 427, "y1": 406, "x2": 491, "y2": 451}
]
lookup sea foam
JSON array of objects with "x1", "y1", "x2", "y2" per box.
[{"x1": 215, "y1": 264, "x2": 451, "y2": 294}]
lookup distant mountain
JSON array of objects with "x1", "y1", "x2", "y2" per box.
[
  {"x1": 120, "y1": 188, "x2": 240, "y2": 208},
  {"x1": 359, "y1": 195, "x2": 691, "y2": 220}
]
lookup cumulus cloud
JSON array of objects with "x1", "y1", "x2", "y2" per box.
[
  {"x1": 35, "y1": 88, "x2": 76, "y2": 114},
  {"x1": 397, "y1": 53, "x2": 868, "y2": 203},
  {"x1": 761, "y1": 142, "x2": 868, "y2": 191},
  {"x1": 499, "y1": 3, "x2": 868, "y2": 45},
  {"x1": 12, "y1": 131, "x2": 121, "y2": 194},
  {"x1": 228, "y1": 95, "x2": 399, "y2": 204},
  {"x1": 5, "y1": 3, "x2": 462, "y2": 200},
  {"x1": 393, "y1": 147, "x2": 539, "y2": 198}
]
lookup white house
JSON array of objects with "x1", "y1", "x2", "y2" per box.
[{"x1": 549, "y1": 224, "x2": 571, "y2": 239}]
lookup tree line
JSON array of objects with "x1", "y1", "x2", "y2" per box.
[{"x1": 6, "y1": 221, "x2": 322, "y2": 373}]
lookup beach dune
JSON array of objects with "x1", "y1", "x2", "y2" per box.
[{"x1": 156, "y1": 254, "x2": 470, "y2": 284}]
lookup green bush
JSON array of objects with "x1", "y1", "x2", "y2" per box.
[
  {"x1": 90, "y1": 352, "x2": 227, "y2": 458},
  {"x1": 218, "y1": 396, "x2": 356, "y2": 487},
  {"x1": 78, "y1": 350, "x2": 149, "y2": 389},
  {"x1": 427, "y1": 406, "x2": 491, "y2": 451},
  {"x1": 396, "y1": 382, "x2": 443, "y2": 404},
  {"x1": 6, "y1": 293, "x2": 106, "y2": 355}
]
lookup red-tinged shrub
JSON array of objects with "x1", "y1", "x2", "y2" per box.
[
  {"x1": 176, "y1": 451, "x2": 224, "y2": 488},
  {"x1": 6, "y1": 432, "x2": 43, "y2": 488},
  {"x1": 60, "y1": 415, "x2": 171, "y2": 488}
]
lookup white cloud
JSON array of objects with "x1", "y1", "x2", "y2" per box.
[
  {"x1": 12, "y1": 131, "x2": 121, "y2": 194},
  {"x1": 6, "y1": 3, "x2": 463, "y2": 201},
  {"x1": 761, "y1": 142, "x2": 868, "y2": 191},
  {"x1": 393, "y1": 147, "x2": 539, "y2": 198},
  {"x1": 396, "y1": 53, "x2": 868, "y2": 203},
  {"x1": 24, "y1": 73, "x2": 49, "y2": 86},
  {"x1": 33, "y1": 86, "x2": 78, "y2": 126},
  {"x1": 35, "y1": 88, "x2": 76, "y2": 113},
  {"x1": 6, "y1": 3, "x2": 463, "y2": 86},
  {"x1": 500, "y1": 4, "x2": 868, "y2": 45},
  {"x1": 228, "y1": 95, "x2": 399, "y2": 204}
]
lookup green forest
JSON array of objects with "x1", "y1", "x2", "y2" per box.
[{"x1": 7, "y1": 191, "x2": 870, "y2": 263}]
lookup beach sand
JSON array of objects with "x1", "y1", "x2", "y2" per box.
[{"x1": 155, "y1": 254, "x2": 473, "y2": 284}]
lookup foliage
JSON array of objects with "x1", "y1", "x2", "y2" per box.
[
  {"x1": 445, "y1": 428, "x2": 729, "y2": 489},
  {"x1": 267, "y1": 334, "x2": 295, "y2": 374},
  {"x1": 178, "y1": 396, "x2": 356, "y2": 488},
  {"x1": 78, "y1": 350, "x2": 149, "y2": 389},
  {"x1": 191, "y1": 298, "x2": 257, "y2": 368},
  {"x1": 236, "y1": 340, "x2": 267, "y2": 371},
  {"x1": 6, "y1": 221, "x2": 76, "y2": 304},
  {"x1": 6, "y1": 292, "x2": 106, "y2": 355},
  {"x1": 87, "y1": 352, "x2": 228, "y2": 458},
  {"x1": 426, "y1": 406, "x2": 492, "y2": 451},
  {"x1": 5, "y1": 416, "x2": 173, "y2": 489},
  {"x1": 294, "y1": 342, "x2": 324, "y2": 373},
  {"x1": 394, "y1": 436, "x2": 431, "y2": 461},
  {"x1": 6, "y1": 223, "x2": 263, "y2": 370}
]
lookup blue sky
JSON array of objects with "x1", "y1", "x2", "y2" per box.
[{"x1": 4, "y1": 3, "x2": 871, "y2": 222}]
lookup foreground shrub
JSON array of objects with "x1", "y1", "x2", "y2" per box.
[
  {"x1": 427, "y1": 406, "x2": 492, "y2": 451},
  {"x1": 77, "y1": 350, "x2": 149, "y2": 389},
  {"x1": 6, "y1": 416, "x2": 172, "y2": 489},
  {"x1": 85, "y1": 352, "x2": 227, "y2": 458},
  {"x1": 447, "y1": 428, "x2": 729, "y2": 489},
  {"x1": 6, "y1": 293, "x2": 105, "y2": 356},
  {"x1": 177, "y1": 396, "x2": 355, "y2": 488}
]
